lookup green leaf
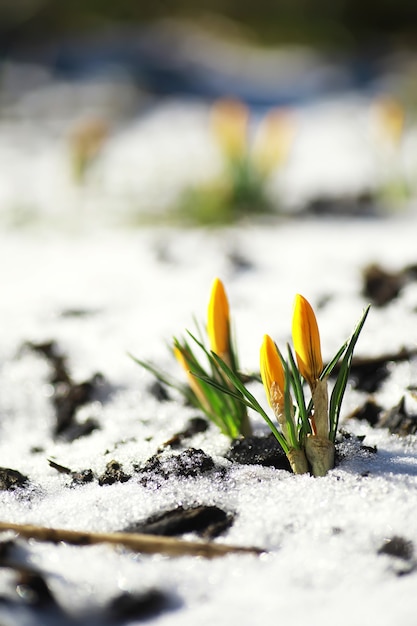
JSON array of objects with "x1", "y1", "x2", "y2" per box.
[
  {"x1": 128, "y1": 353, "x2": 195, "y2": 404},
  {"x1": 184, "y1": 330, "x2": 248, "y2": 437},
  {"x1": 320, "y1": 342, "x2": 349, "y2": 380},
  {"x1": 210, "y1": 352, "x2": 289, "y2": 452},
  {"x1": 277, "y1": 348, "x2": 298, "y2": 448},
  {"x1": 286, "y1": 345, "x2": 311, "y2": 437},
  {"x1": 329, "y1": 304, "x2": 370, "y2": 441}
]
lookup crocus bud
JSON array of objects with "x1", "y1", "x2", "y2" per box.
[
  {"x1": 207, "y1": 278, "x2": 231, "y2": 364},
  {"x1": 252, "y1": 108, "x2": 294, "y2": 175},
  {"x1": 173, "y1": 345, "x2": 210, "y2": 412},
  {"x1": 260, "y1": 334, "x2": 285, "y2": 415},
  {"x1": 292, "y1": 294, "x2": 323, "y2": 388},
  {"x1": 211, "y1": 99, "x2": 249, "y2": 161}
]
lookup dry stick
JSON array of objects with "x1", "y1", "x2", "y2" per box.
[{"x1": 0, "y1": 521, "x2": 263, "y2": 559}]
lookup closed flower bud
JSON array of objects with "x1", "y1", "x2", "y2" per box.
[
  {"x1": 260, "y1": 334, "x2": 285, "y2": 414},
  {"x1": 173, "y1": 345, "x2": 210, "y2": 411},
  {"x1": 207, "y1": 278, "x2": 231, "y2": 363},
  {"x1": 211, "y1": 99, "x2": 249, "y2": 161},
  {"x1": 292, "y1": 294, "x2": 323, "y2": 388}
]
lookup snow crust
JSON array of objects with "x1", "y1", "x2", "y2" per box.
[
  {"x1": 0, "y1": 212, "x2": 417, "y2": 625},
  {"x1": 1, "y1": 46, "x2": 417, "y2": 622}
]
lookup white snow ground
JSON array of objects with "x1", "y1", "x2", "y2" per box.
[
  {"x1": 1, "y1": 215, "x2": 417, "y2": 626},
  {"x1": 1, "y1": 64, "x2": 417, "y2": 625}
]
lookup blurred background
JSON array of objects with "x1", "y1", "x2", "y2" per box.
[
  {"x1": 1, "y1": 0, "x2": 417, "y2": 227},
  {"x1": 2, "y1": 0, "x2": 417, "y2": 51}
]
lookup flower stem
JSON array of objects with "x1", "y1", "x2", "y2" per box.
[
  {"x1": 304, "y1": 435, "x2": 335, "y2": 477},
  {"x1": 286, "y1": 448, "x2": 309, "y2": 474}
]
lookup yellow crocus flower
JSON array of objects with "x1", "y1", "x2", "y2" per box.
[
  {"x1": 252, "y1": 108, "x2": 294, "y2": 176},
  {"x1": 373, "y1": 96, "x2": 404, "y2": 148},
  {"x1": 292, "y1": 294, "x2": 323, "y2": 387},
  {"x1": 173, "y1": 345, "x2": 210, "y2": 411},
  {"x1": 211, "y1": 98, "x2": 249, "y2": 161},
  {"x1": 207, "y1": 278, "x2": 230, "y2": 362},
  {"x1": 260, "y1": 334, "x2": 285, "y2": 413}
]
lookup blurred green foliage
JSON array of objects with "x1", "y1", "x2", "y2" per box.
[{"x1": 2, "y1": 0, "x2": 417, "y2": 50}]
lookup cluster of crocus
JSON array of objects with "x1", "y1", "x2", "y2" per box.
[
  {"x1": 259, "y1": 295, "x2": 340, "y2": 475},
  {"x1": 370, "y1": 95, "x2": 409, "y2": 203},
  {"x1": 200, "y1": 291, "x2": 369, "y2": 476},
  {"x1": 133, "y1": 277, "x2": 369, "y2": 476},
  {"x1": 211, "y1": 98, "x2": 294, "y2": 213},
  {"x1": 211, "y1": 98, "x2": 294, "y2": 177},
  {"x1": 372, "y1": 96, "x2": 405, "y2": 150},
  {"x1": 177, "y1": 98, "x2": 294, "y2": 224},
  {"x1": 68, "y1": 115, "x2": 108, "y2": 183},
  {"x1": 132, "y1": 278, "x2": 251, "y2": 438}
]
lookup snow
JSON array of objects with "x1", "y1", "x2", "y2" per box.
[
  {"x1": 1, "y1": 214, "x2": 417, "y2": 625},
  {"x1": 1, "y1": 57, "x2": 417, "y2": 625}
]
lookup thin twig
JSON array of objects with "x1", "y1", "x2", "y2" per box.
[{"x1": 0, "y1": 521, "x2": 263, "y2": 559}]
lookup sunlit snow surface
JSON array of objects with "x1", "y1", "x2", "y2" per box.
[
  {"x1": 0, "y1": 212, "x2": 417, "y2": 625},
  {"x1": 1, "y1": 40, "x2": 417, "y2": 622}
]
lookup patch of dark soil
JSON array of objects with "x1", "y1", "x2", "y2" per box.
[
  {"x1": 98, "y1": 460, "x2": 131, "y2": 486},
  {"x1": 347, "y1": 399, "x2": 383, "y2": 426},
  {"x1": 348, "y1": 359, "x2": 390, "y2": 393},
  {"x1": 23, "y1": 340, "x2": 71, "y2": 384},
  {"x1": 148, "y1": 380, "x2": 170, "y2": 402},
  {"x1": 0, "y1": 539, "x2": 18, "y2": 561},
  {"x1": 301, "y1": 191, "x2": 376, "y2": 217},
  {"x1": 227, "y1": 248, "x2": 254, "y2": 274},
  {"x1": 347, "y1": 396, "x2": 417, "y2": 436},
  {"x1": 30, "y1": 446, "x2": 45, "y2": 454},
  {"x1": 331, "y1": 347, "x2": 417, "y2": 393},
  {"x1": 226, "y1": 434, "x2": 291, "y2": 470},
  {"x1": 378, "y1": 536, "x2": 414, "y2": 561},
  {"x1": 15, "y1": 572, "x2": 58, "y2": 608},
  {"x1": 0, "y1": 467, "x2": 29, "y2": 490},
  {"x1": 362, "y1": 261, "x2": 417, "y2": 307},
  {"x1": 157, "y1": 417, "x2": 209, "y2": 452},
  {"x1": 70, "y1": 469, "x2": 95, "y2": 486},
  {"x1": 0, "y1": 548, "x2": 73, "y2": 621},
  {"x1": 334, "y1": 431, "x2": 377, "y2": 464},
  {"x1": 2, "y1": 566, "x2": 101, "y2": 625},
  {"x1": 59, "y1": 307, "x2": 100, "y2": 318},
  {"x1": 23, "y1": 340, "x2": 109, "y2": 441},
  {"x1": 124, "y1": 504, "x2": 234, "y2": 539},
  {"x1": 135, "y1": 448, "x2": 223, "y2": 487},
  {"x1": 107, "y1": 589, "x2": 179, "y2": 623},
  {"x1": 378, "y1": 397, "x2": 417, "y2": 435},
  {"x1": 362, "y1": 263, "x2": 405, "y2": 306},
  {"x1": 48, "y1": 459, "x2": 95, "y2": 486},
  {"x1": 53, "y1": 378, "x2": 93, "y2": 431},
  {"x1": 57, "y1": 414, "x2": 100, "y2": 443}
]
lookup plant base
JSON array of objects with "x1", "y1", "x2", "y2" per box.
[
  {"x1": 305, "y1": 436, "x2": 335, "y2": 477},
  {"x1": 287, "y1": 448, "x2": 309, "y2": 475}
]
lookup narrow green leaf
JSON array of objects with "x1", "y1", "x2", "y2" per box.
[
  {"x1": 185, "y1": 330, "x2": 248, "y2": 437},
  {"x1": 278, "y1": 349, "x2": 298, "y2": 448},
  {"x1": 128, "y1": 353, "x2": 194, "y2": 402},
  {"x1": 329, "y1": 304, "x2": 370, "y2": 441},
  {"x1": 320, "y1": 342, "x2": 349, "y2": 380},
  {"x1": 286, "y1": 345, "x2": 311, "y2": 436},
  {"x1": 210, "y1": 352, "x2": 289, "y2": 452}
]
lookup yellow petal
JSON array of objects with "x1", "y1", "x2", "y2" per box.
[
  {"x1": 211, "y1": 98, "x2": 249, "y2": 161},
  {"x1": 292, "y1": 294, "x2": 323, "y2": 385},
  {"x1": 260, "y1": 334, "x2": 285, "y2": 408},
  {"x1": 252, "y1": 108, "x2": 294, "y2": 175},
  {"x1": 173, "y1": 345, "x2": 189, "y2": 374},
  {"x1": 373, "y1": 96, "x2": 404, "y2": 147},
  {"x1": 173, "y1": 345, "x2": 209, "y2": 410},
  {"x1": 207, "y1": 278, "x2": 230, "y2": 358}
]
